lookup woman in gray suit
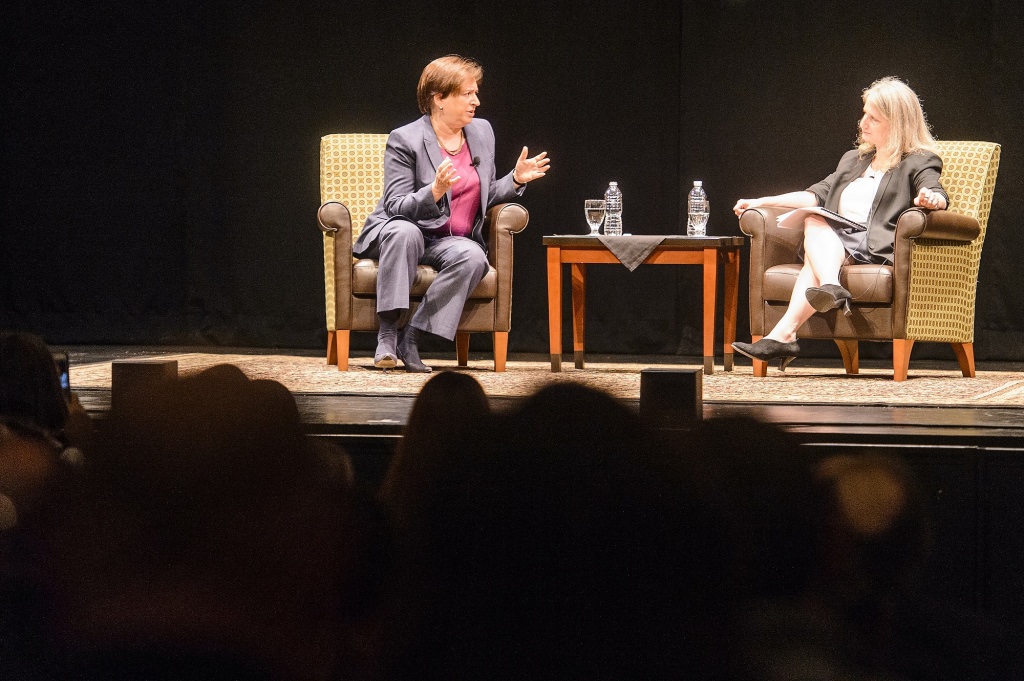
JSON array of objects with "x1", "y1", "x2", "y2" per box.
[
  {"x1": 355, "y1": 55, "x2": 550, "y2": 372},
  {"x1": 730, "y1": 77, "x2": 948, "y2": 369}
]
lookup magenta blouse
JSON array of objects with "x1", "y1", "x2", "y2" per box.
[{"x1": 442, "y1": 142, "x2": 482, "y2": 237}]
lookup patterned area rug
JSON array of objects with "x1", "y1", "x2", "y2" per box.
[{"x1": 69, "y1": 353, "x2": 1024, "y2": 407}]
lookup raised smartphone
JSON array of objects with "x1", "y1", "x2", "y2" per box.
[{"x1": 53, "y1": 351, "x2": 71, "y2": 401}]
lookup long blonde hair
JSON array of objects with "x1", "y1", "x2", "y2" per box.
[{"x1": 857, "y1": 77, "x2": 938, "y2": 170}]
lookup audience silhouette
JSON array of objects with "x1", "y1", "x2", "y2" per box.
[
  {"x1": 1, "y1": 331, "x2": 91, "y2": 679},
  {"x1": 1, "y1": 341, "x2": 1019, "y2": 680},
  {"x1": 378, "y1": 369, "x2": 490, "y2": 537},
  {"x1": 375, "y1": 382, "x2": 734, "y2": 680},
  {"x1": 811, "y1": 454, "x2": 1020, "y2": 680},
  {"x1": 687, "y1": 418, "x2": 1021, "y2": 680},
  {"x1": 22, "y1": 364, "x2": 384, "y2": 681},
  {"x1": 1, "y1": 332, "x2": 90, "y2": 516}
]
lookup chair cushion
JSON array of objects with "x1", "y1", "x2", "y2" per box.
[
  {"x1": 351, "y1": 259, "x2": 498, "y2": 299},
  {"x1": 763, "y1": 263, "x2": 894, "y2": 304}
]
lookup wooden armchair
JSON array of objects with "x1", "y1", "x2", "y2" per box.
[
  {"x1": 738, "y1": 141, "x2": 1000, "y2": 381},
  {"x1": 316, "y1": 133, "x2": 529, "y2": 371}
]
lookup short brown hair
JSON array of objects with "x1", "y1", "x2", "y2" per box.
[{"x1": 416, "y1": 55, "x2": 483, "y2": 114}]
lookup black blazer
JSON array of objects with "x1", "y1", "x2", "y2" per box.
[{"x1": 807, "y1": 148, "x2": 948, "y2": 264}]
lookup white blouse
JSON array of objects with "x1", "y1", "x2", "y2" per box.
[{"x1": 838, "y1": 165, "x2": 887, "y2": 226}]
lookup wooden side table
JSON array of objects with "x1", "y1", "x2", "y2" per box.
[{"x1": 543, "y1": 235, "x2": 743, "y2": 374}]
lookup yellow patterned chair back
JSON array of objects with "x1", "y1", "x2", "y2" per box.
[
  {"x1": 905, "y1": 141, "x2": 1001, "y2": 343},
  {"x1": 318, "y1": 133, "x2": 387, "y2": 335},
  {"x1": 934, "y1": 140, "x2": 1000, "y2": 234},
  {"x1": 320, "y1": 133, "x2": 388, "y2": 240}
]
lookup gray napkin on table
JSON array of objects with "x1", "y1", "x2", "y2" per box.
[{"x1": 597, "y1": 235, "x2": 667, "y2": 271}]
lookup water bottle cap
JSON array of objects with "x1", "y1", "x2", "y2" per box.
[
  {"x1": 693, "y1": 180, "x2": 703, "y2": 187},
  {"x1": 609, "y1": 181, "x2": 618, "y2": 186}
]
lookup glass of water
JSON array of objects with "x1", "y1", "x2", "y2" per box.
[{"x1": 584, "y1": 199, "x2": 606, "y2": 236}]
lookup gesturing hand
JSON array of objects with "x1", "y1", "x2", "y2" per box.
[
  {"x1": 913, "y1": 188, "x2": 947, "y2": 210},
  {"x1": 733, "y1": 198, "x2": 758, "y2": 216},
  {"x1": 433, "y1": 158, "x2": 461, "y2": 201},
  {"x1": 513, "y1": 146, "x2": 551, "y2": 185}
]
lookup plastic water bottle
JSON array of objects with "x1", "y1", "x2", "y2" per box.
[
  {"x1": 604, "y1": 181, "x2": 623, "y2": 236},
  {"x1": 687, "y1": 180, "x2": 709, "y2": 236}
]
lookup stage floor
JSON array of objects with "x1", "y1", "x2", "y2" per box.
[{"x1": 66, "y1": 345, "x2": 1024, "y2": 448}]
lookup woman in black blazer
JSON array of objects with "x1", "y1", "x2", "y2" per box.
[
  {"x1": 355, "y1": 55, "x2": 550, "y2": 372},
  {"x1": 731, "y1": 77, "x2": 948, "y2": 369}
]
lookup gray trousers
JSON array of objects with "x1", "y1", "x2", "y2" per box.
[{"x1": 362, "y1": 220, "x2": 489, "y2": 341}]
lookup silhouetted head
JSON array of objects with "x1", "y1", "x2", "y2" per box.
[{"x1": 0, "y1": 331, "x2": 68, "y2": 434}]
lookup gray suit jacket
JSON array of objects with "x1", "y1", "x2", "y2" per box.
[
  {"x1": 807, "y1": 148, "x2": 948, "y2": 264},
  {"x1": 354, "y1": 115, "x2": 523, "y2": 256}
]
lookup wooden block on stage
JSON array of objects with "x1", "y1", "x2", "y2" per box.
[
  {"x1": 111, "y1": 359, "x2": 178, "y2": 412},
  {"x1": 639, "y1": 368, "x2": 702, "y2": 430}
]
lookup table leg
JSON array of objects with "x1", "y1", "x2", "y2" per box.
[
  {"x1": 546, "y1": 246, "x2": 562, "y2": 371},
  {"x1": 702, "y1": 248, "x2": 718, "y2": 374},
  {"x1": 722, "y1": 247, "x2": 740, "y2": 372},
  {"x1": 571, "y1": 262, "x2": 587, "y2": 369}
]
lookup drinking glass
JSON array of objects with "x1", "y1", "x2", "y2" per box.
[{"x1": 584, "y1": 199, "x2": 606, "y2": 236}]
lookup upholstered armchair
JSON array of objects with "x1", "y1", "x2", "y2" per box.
[
  {"x1": 316, "y1": 133, "x2": 529, "y2": 371},
  {"x1": 738, "y1": 141, "x2": 1000, "y2": 381}
]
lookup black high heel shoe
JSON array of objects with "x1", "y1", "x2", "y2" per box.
[
  {"x1": 731, "y1": 338, "x2": 800, "y2": 372},
  {"x1": 805, "y1": 284, "x2": 853, "y2": 316}
]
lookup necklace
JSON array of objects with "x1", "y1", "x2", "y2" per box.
[{"x1": 438, "y1": 130, "x2": 465, "y2": 155}]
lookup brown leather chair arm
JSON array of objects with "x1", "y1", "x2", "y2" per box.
[
  {"x1": 317, "y1": 201, "x2": 355, "y2": 261},
  {"x1": 892, "y1": 208, "x2": 981, "y2": 292},
  {"x1": 894, "y1": 207, "x2": 981, "y2": 242},
  {"x1": 484, "y1": 202, "x2": 529, "y2": 332},
  {"x1": 889, "y1": 208, "x2": 982, "y2": 336},
  {"x1": 739, "y1": 207, "x2": 805, "y2": 338},
  {"x1": 318, "y1": 200, "x2": 351, "y2": 235},
  {"x1": 739, "y1": 206, "x2": 805, "y2": 271},
  {"x1": 485, "y1": 202, "x2": 529, "y2": 266},
  {"x1": 317, "y1": 201, "x2": 355, "y2": 326}
]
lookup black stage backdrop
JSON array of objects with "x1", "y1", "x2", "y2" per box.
[{"x1": 3, "y1": 0, "x2": 1022, "y2": 361}]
